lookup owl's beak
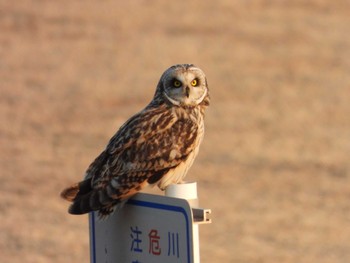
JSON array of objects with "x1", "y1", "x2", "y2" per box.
[{"x1": 185, "y1": 86, "x2": 190, "y2": 98}]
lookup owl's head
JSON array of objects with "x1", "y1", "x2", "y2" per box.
[{"x1": 154, "y1": 64, "x2": 210, "y2": 108}]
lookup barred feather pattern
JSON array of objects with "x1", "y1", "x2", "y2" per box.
[{"x1": 60, "y1": 64, "x2": 210, "y2": 218}]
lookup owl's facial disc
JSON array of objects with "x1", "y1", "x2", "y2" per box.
[{"x1": 163, "y1": 69, "x2": 207, "y2": 106}]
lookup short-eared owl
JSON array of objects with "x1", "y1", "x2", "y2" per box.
[{"x1": 61, "y1": 64, "x2": 210, "y2": 217}]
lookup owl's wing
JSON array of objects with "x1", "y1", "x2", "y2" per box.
[
  {"x1": 93, "y1": 107, "x2": 198, "y2": 192},
  {"x1": 63, "y1": 106, "x2": 199, "y2": 215}
]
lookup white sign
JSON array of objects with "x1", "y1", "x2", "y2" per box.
[{"x1": 89, "y1": 193, "x2": 194, "y2": 263}]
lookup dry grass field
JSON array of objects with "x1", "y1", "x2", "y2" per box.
[{"x1": 1, "y1": 1, "x2": 350, "y2": 262}]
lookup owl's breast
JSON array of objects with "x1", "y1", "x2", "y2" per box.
[{"x1": 157, "y1": 111, "x2": 205, "y2": 190}]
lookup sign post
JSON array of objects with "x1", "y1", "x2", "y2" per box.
[{"x1": 89, "y1": 182, "x2": 211, "y2": 263}]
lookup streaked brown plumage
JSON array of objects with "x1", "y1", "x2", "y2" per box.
[{"x1": 60, "y1": 64, "x2": 210, "y2": 217}]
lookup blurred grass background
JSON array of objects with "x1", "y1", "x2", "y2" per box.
[{"x1": 0, "y1": 1, "x2": 349, "y2": 262}]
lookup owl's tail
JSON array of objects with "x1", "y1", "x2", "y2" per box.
[
  {"x1": 60, "y1": 178, "x2": 96, "y2": 215},
  {"x1": 60, "y1": 178, "x2": 117, "y2": 217},
  {"x1": 60, "y1": 178, "x2": 92, "y2": 202}
]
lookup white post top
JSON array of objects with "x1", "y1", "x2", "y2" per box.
[{"x1": 165, "y1": 182, "x2": 199, "y2": 207}]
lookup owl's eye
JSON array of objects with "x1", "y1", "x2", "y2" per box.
[
  {"x1": 173, "y1": 80, "x2": 182, "y2": 87},
  {"x1": 191, "y1": 79, "x2": 198, "y2": 87}
]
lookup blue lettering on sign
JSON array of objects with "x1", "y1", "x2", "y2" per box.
[
  {"x1": 130, "y1": 226, "x2": 143, "y2": 253},
  {"x1": 167, "y1": 232, "x2": 180, "y2": 258}
]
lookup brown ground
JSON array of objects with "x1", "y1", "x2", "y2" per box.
[{"x1": 1, "y1": 1, "x2": 350, "y2": 262}]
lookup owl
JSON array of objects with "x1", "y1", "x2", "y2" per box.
[{"x1": 61, "y1": 64, "x2": 210, "y2": 217}]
